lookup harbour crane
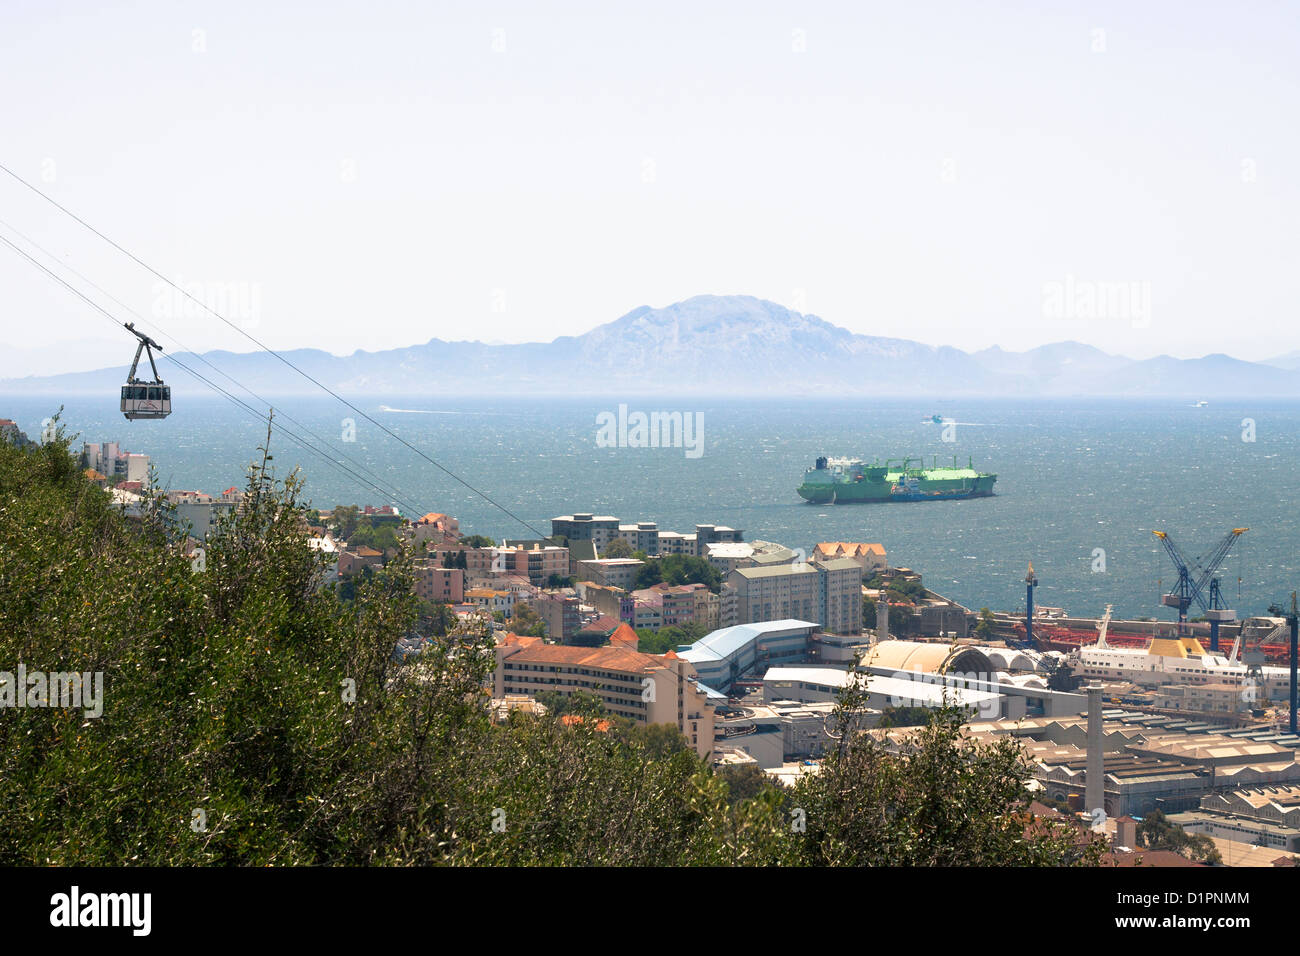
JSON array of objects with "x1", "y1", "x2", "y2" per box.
[
  {"x1": 1151, "y1": 527, "x2": 1247, "y2": 651},
  {"x1": 1006, "y1": 562, "x2": 1039, "y2": 650}
]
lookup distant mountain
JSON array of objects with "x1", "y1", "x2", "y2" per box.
[
  {"x1": 1263, "y1": 350, "x2": 1300, "y2": 372},
  {"x1": 2, "y1": 294, "x2": 1298, "y2": 397}
]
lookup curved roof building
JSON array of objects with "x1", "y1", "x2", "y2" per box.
[{"x1": 862, "y1": 640, "x2": 993, "y2": 676}]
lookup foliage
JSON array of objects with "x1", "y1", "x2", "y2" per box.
[
  {"x1": 877, "y1": 706, "x2": 934, "y2": 728},
  {"x1": 866, "y1": 573, "x2": 926, "y2": 603},
  {"x1": 345, "y1": 520, "x2": 399, "y2": 552},
  {"x1": 0, "y1": 426, "x2": 1105, "y2": 867},
  {"x1": 331, "y1": 504, "x2": 360, "y2": 539},
  {"x1": 717, "y1": 764, "x2": 785, "y2": 806},
  {"x1": 633, "y1": 555, "x2": 721, "y2": 593},
  {"x1": 1137, "y1": 810, "x2": 1223, "y2": 864},
  {"x1": 862, "y1": 595, "x2": 911, "y2": 634},
  {"x1": 975, "y1": 607, "x2": 995, "y2": 638},
  {"x1": 637, "y1": 623, "x2": 707, "y2": 655},
  {"x1": 600, "y1": 539, "x2": 634, "y2": 559},
  {"x1": 779, "y1": 668, "x2": 1107, "y2": 866},
  {"x1": 510, "y1": 602, "x2": 547, "y2": 638},
  {"x1": 418, "y1": 600, "x2": 457, "y2": 637}
]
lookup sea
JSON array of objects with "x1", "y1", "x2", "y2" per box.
[{"x1": 4, "y1": 393, "x2": 1298, "y2": 622}]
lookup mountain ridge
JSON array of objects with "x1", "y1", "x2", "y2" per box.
[{"x1": 3, "y1": 294, "x2": 1296, "y2": 397}]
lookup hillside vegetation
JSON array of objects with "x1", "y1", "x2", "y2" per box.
[{"x1": 0, "y1": 425, "x2": 1101, "y2": 866}]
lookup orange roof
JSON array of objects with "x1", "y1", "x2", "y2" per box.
[
  {"x1": 559, "y1": 714, "x2": 612, "y2": 732},
  {"x1": 84, "y1": 468, "x2": 106, "y2": 480},
  {"x1": 418, "y1": 512, "x2": 448, "y2": 523},
  {"x1": 608, "y1": 622, "x2": 639, "y2": 646},
  {"x1": 353, "y1": 546, "x2": 383, "y2": 557},
  {"x1": 502, "y1": 632, "x2": 542, "y2": 648},
  {"x1": 505, "y1": 643, "x2": 661, "y2": 674},
  {"x1": 815, "y1": 542, "x2": 885, "y2": 557}
]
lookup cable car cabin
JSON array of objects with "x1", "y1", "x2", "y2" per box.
[
  {"x1": 119, "y1": 321, "x2": 172, "y2": 420},
  {"x1": 121, "y1": 383, "x2": 171, "y2": 420}
]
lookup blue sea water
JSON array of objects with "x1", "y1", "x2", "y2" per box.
[{"x1": 4, "y1": 393, "x2": 1298, "y2": 622}]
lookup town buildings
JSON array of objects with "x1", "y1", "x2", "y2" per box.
[
  {"x1": 493, "y1": 642, "x2": 717, "y2": 758},
  {"x1": 80, "y1": 441, "x2": 150, "y2": 485},
  {"x1": 726, "y1": 556, "x2": 862, "y2": 635},
  {"x1": 551, "y1": 513, "x2": 743, "y2": 558},
  {"x1": 412, "y1": 563, "x2": 465, "y2": 603},
  {"x1": 812, "y1": 541, "x2": 887, "y2": 576}
]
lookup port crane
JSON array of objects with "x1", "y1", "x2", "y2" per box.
[
  {"x1": 1005, "y1": 562, "x2": 1039, "y2": 649},
  {"x1": 1151, "y1": 527, "x2": 1247, "y2": 650}
]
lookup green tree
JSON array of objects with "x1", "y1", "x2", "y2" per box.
[
  {"x1": 717, "y1": 763, "x2": 783, "y2": 806},
  {"x1": 633, "y1": 555, "x2": 721, "y2": 592},
  {"x1": 600, "y1": 538, "x2": 634, "y2": 559},
  {"x1": 862, "y1": 596, "x2": 911, "y2": 635},
  {"x1": 636, "y1": 623, "x2": 707, "y2": 654},
  {"x1": 1137, "y1": 810, "x2": 1222, "y2": 864},
  {"x1": 0, "y1": 423, "x2": 1108, "y2": 868},
  {"x1": 511, "y1": 601, "x2": 547, "y2": 638},
  {"x1": 976, "y1": 607, "x2": 995, "y2": 639},
  {"x1": 781, "y1": 667, "x2": 1106, "y2": 866},
  {"x1": 332, "y1": 504, "x2": 360, "y2": 539}
]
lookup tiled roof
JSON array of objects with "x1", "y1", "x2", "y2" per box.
[
  {"x1": 815, "y1": 542, "x2": 885, "y2": 556},
  {"x1": 504, "y1": 643, "x2": 662, "y2": 674},
  {"x1": 608, "y1": 623, "x2": 639, "y2": 646},
  {"x1": 501, "y1": 633, "x2": 542, "y2": 648}
]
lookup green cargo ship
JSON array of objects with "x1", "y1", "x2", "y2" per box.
[{"x1": 797, "y1": 455, "x2": 997, "y2": 504}]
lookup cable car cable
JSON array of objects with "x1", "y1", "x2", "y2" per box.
[
  {"x1": 0, "y1": 231, "x2": 430, "y2": 519},
  {"x1": 0, "y1": 219, "x2": 428, "y2": 518},
  {"x1": 0, "y1": 162, "x2": 568, "y2": 552}
]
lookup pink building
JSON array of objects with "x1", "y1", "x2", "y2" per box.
[{"x1": 413, "y1": 562, "x2": 464, "y2": 603}]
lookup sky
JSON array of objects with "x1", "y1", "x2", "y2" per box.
[{"x1": 2, "y1": 0, "x2": 1298, "y2": 376}]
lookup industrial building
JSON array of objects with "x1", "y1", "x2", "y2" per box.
[
  {"x1": 969, "y1": 710, "x2": 1300, "y2": 818},
  {"x1": 675, "y1": 619, "x2": 819, "y2": 694},
  {"x1": 713, "y1": 700, "x2": 863, "y2": 769},
  {"x1": 1170, "y1": 786, "x2": 1300, "y2": 852},
  {"x1": 762, "y1": 665, "x2": 1005, "y2": 719}
]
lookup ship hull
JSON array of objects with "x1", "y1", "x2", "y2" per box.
[
  {"x1": 797, "y1": 484, "x2": 995, "y2": 503},
  {"x1": 797, "y1": 461, "x2": 997, "y2": 504}
]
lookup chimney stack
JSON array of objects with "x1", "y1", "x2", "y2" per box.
[{"x1": 1085, "y1": 682, "x2": 1105, "y2": 821}]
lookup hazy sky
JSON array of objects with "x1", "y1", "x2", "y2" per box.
[{"x1": 2, "y1": 0, "x2": 1298, "y2": 375}]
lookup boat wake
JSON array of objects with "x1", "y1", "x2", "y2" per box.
[{"x1": 378, "y1": 405, "x2": 503, "y2": 415}]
